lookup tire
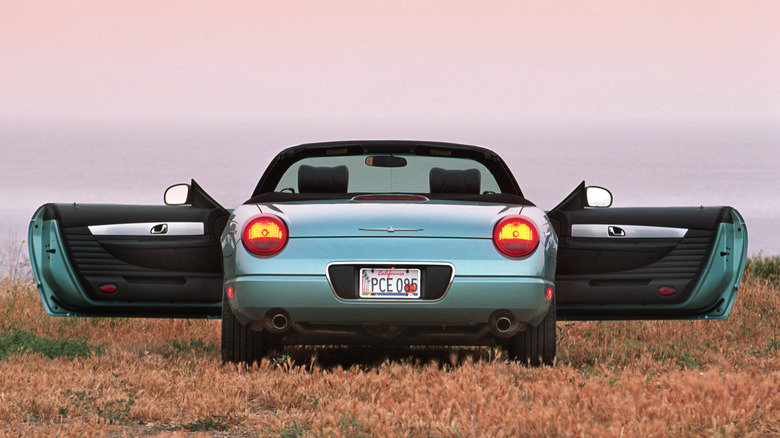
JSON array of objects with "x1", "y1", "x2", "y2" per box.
[
  {"x1": 505, "y1": 298, "x2": 556, "y2": 366},
  {"x1": 221, "y1": 294, "x2": 269, "y2": 364}
]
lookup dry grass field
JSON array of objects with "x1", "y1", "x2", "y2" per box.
[{"x1": 1, "y1": 242, "x2": 778, "y2": 437}]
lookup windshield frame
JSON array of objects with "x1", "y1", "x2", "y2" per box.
[{"x1": 251, "y1": 140, "x2": 524, "y2": 199}]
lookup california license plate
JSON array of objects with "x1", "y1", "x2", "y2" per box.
[{"x1": 359, "y1": 268, "x2": 421, "y2": 299}]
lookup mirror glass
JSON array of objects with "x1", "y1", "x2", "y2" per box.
[
  {"x1": 164, "y1": 184, "x2": 190, "y2": 205},
  {"x1": 365, "y1": 156, "x2": 407, "y2": 168},
  {"x1": 586, "y1": 186, "x2": 613, "y2": 208}
]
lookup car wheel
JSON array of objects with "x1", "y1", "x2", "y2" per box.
[
  {"x1": 221, "y1": 293, "x2": 269, "y2": 364},
  {"x1": 505, "y1": 298, "x2": 556, "y2": 366}
]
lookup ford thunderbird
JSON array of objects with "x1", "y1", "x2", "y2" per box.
[{"x1": 28, "y1": 141, "x2": 748, "y2": 365}]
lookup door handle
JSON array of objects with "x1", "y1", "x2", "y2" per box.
[
  {"x1": 150, "y1": 224, "x2": 169, "y2": 235},
  {"x1": 608, "y1": 226, "x2": 625, "y2": 237}
]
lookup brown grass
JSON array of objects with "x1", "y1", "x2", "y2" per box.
[{"x1": 1, "y1": 251, "x2": 778, "y2": 436}]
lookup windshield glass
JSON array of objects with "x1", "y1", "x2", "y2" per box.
[{"x1": 273, "y1": 154, "x2": 501, "y2": 194}]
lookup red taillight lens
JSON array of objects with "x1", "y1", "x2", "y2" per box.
[
  {"x1": 241, "y1": 214, "x2": 288, "y2": 256},
  {"x1": 493, "y1": 216, "x2": 540, "y2": 257}
]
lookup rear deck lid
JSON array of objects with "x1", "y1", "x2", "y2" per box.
[{"x1": 256, "y1": 200, "x2": 529, "y2": 239}]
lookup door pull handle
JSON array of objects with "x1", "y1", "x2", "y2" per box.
[
  {"x1": 608, "y1": 226, "x2": 625, "y2": 237},
  {"x1": 150, "y1": 224, "x2": 169, "y2": 235}
]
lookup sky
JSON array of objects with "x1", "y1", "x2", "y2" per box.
[
  {"x1": 0, "y1": 1, "x2": 778, "y2": 255},
  {"x1": 1, "y1": 1, "x2": 779, "y2": 125}
]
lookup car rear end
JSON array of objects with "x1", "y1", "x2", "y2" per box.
[
  {"x1": 219, "y1": 142, "x2": 558, "y2": 362},
  {"x1": 222, "y1": 194, "x2": 556, "y2": 348}
]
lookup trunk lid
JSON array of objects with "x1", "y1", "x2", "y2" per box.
[{"x1": 257, "y1": 200, "x2": 528, "y2": 238}]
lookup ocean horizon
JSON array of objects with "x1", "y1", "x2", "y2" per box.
[{"x1": 2, "y1": 119, "x2": 777, "y2": 257}]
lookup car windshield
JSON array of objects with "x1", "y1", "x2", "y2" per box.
[{"x1": 273, "y1": 154, "x2": 502, "y2": 195}]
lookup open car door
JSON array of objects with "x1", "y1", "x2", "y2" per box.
[
  {"x1": 28, "y1": 180, "x2": 228, "y2": 318},
  {"x1": 549, "y1": 183, "x2": 748, "y2": 320}
]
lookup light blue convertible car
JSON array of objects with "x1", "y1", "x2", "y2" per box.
[{"x1": 28, "y1": 141, "x2": 748, "y2": 365}]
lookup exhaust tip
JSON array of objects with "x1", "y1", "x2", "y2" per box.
[
  {"x1": 272, "y1": 314, "x2": 288, "y2": 330},
  {"x1": 489, "y1": 310, "x2": 525, "y2": 338},
  {"x1": 495, "y1": 316, "x2": 513, "y2": 332},
  {"x1": 263, "y1": 308, "x2": 291, "y2": 333}
]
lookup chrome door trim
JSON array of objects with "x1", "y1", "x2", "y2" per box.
[
  {"x1": 88, "y1": 222, "x2": 205, "y2": 236},
  {"x1": 571, "y1": 224, "x2": 688, "y2": 239}
]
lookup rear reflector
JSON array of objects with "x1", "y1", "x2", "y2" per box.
[
  {"x1": 242, "y1": 214, "x2": 288, "y2": 256},
  {"x1": 493, "y1": 216, "x2": 540, "y2": 257},
  {"x1": 658, "y1": 286, "x2": 678, "y2": 297},
  {"x1": 98, "y1": 284, "x2": 118, "y2": 294}
]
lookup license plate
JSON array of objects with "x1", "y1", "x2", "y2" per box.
[{"x1": 359, "y1": 268, "x2": 421, "y2": 299}]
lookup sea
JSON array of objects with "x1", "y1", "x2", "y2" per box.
[{"x1": 1, "y1": 119, "x2": 778, "y2": 261}]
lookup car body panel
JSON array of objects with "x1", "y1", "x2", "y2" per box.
[
  {"x1": 221, "y1": 202, "x2": 557, "y2": 332},
  {"x1": 29, "y1": 197, "x2": 227, "y2": 318},
  {"x1": 223, "y1": 202, "x2": 555, "y2": 277},
  {"x1": 245, "y1": 200, "x2": 530, "y2": 238},
  {"x1": 227, "y1": 275, "x2": 552, "y2": 327},
  {"x1": 552, "y1": 206, "x2": 747, "y2": 320}
]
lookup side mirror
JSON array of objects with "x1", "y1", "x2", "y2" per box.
[
  {"x1": 164, "y1": 184, "x2": 191, "y2": 205},
  {"x1": 586, "y1": 186, "x2": 613, "y2": 208}
]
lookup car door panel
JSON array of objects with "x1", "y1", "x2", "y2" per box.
[
  {"x1": 551, "y1": 205, "x2": 747, "y2": 320},
  {"x1": 29, "y1": 200, "x2": 227, "y2": 318}
]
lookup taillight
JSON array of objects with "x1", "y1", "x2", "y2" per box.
[
  {"x1": 493, "y1": 215, "x2": 539, "y2": 257},
  {"x1": 241, "y1": 214, "x2": 288, "y2": 256}
]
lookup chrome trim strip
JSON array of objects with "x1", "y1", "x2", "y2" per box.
[
  {"x1": 571, "y1": 224, "x2": 688, "y2": 239},
  {"x1": 351, "y1": 194, "x2": 430, "y2": 202},
  {"x1": 358, "y1": 227, "x2": 425, "y2": 233},
  {"x1": 88, "y1": 222, "x2": 205, "y2": 236},
  {"x1": 325, "y1": 261, "x2": 455, "y2": 303}
]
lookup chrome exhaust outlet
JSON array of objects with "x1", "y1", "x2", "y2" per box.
[
  {"x1": 263, "y1": 309, "x2": 291, "y2": 333},
  {"x1": 272, "y1": 314, "x2": 289, "y2": 330},
  {"x1": 489, "y1": 310, "x2": 525, "y2": 338},
  {"x1": 495, "y1": 316, "x2": 513, "y2": 333}
]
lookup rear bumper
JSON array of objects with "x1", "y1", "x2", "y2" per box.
[{"x1": 227, "y1": 274, "x2": 553, "y2": 328}]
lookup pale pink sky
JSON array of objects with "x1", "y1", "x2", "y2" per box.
[{"x1": 1, "y1": 1, "x2": 778, "y2": 124}]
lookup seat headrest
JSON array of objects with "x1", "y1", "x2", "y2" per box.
[
  {"x1": 298, "y1": 165, "x2": 349, "y2": 193},
  {"x1": 429, "y1": 167, "x2": 481, "y2": 194}
]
